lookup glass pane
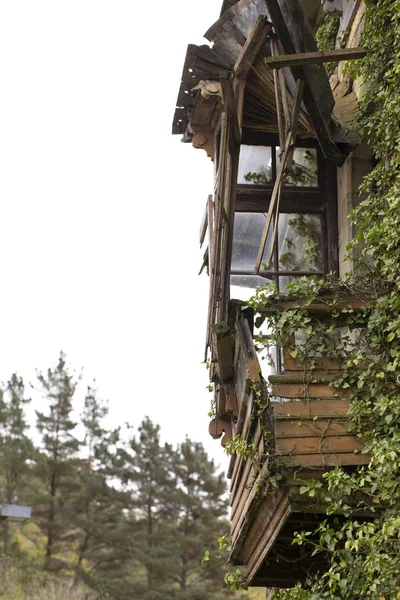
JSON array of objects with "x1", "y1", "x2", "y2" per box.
[
  {"x1": 276, "y1": 147, "x2": 318, "y2": 187},
  {"x1": 278, "y1": 214, "x2": 323, "y2": 272},
  {"x1": 277, "y1": 275, "x2": 297, "y2": 291},
  {"x1": 230, "y1": 275, "x2": 273, "y2": 302},
  {"x1": 231, "y1": 213, "x2": 274, "y2": 271},
  {"x1": 237, "y1": 145, "x2": 272, "y2": 185}
]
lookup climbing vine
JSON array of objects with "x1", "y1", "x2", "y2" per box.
[{"x1": 244, "y1": 1, "x2": 400, "y2": 597}]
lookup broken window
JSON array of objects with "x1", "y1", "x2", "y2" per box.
[{"x1": 231, "y1": 133, "x2": 337, "y2": 296}]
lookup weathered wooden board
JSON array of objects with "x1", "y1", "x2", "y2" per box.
[
  {"x1": 282, "y1": 347, "x2": 340, "y2": 371},
  {"x1": 276, "y1": 433, "x2": 364, "y2": 454},
  {"x1": 269, "y1": 373, "x2": 340, "y2": 385},
  {"x1": 211, "y1": 325, "x2": 235, "y2": 382},
  {"x1": 265, "y1": 47, "x2": 367, "y2": 69},
  {"x1": 272, "y1": 382, "x2": 347, "y2": 398},
  {"x1": 273, "y1": 398, "x2": 351, "y2": 418},
  {"x1": 285, "y1": 451, "x2": 370, "y2": 467},
  {"x1": 234, "y1": 16, "x2": 271, "y2": 78},
  {"x1": 279, "y1": 298, "x2": 370, "y2": 311},
  {"x1": 275, "y1": 418, "x2": 351, "y2": 437}
]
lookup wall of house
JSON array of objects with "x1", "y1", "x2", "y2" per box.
[{"x1": 335, "y1": 1, "x2": 371, "y2": 276}]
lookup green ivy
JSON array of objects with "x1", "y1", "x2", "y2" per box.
[
  {"x1": 245, "y1": 1, "x2": 400, "y2": 597},
  {"x1": 315, "y1": 13, "x2": 340, "y2": 76}
]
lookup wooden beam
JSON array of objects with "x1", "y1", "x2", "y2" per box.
[
  {"x1": 234, "y1": 16, "x2": 272, "y2": 79},
  {"x1": 254, "y1": 131, "x2": 292, "y2": 274},
  {"x1": 265, "y1": 47, "x2": 367, "y2": 70}
]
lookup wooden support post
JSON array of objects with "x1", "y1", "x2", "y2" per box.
[
  {"x1": 254, "y1": 132, "x2": 292, "y2": 274},
  {"x1": 255, "y1": 79, "x2": 304, "y2": 273}
]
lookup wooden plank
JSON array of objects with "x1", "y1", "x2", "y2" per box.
[
  {"x1": 204, "y1": 114, "x2": 228, "y2": 356},
  {"x1": 235, "y1": 317, "x2": 261, "y2": 381},
  {"x1": 273, "y1": 399, "x2": 351, "y2": 418},
  {"x1": 211, "y1": 324, "x2": 235, "y2": 382},
  {"x1": 285, "y1": 451, "x2": 370, "y2": 467},
  {"x1": 199, "y1": 198, "x2": 209, "y2": 247},
  {"x1": 254, "y1": 131, "x2": 292, "y2": 273},
  {"x1": 242, "y1": 490, "x2": 291, "y2": 584},
  {"x1": 270, "y1": 37, "x2": 285, "y2": 148},
  {"x1": 272, "y1": 382, "x2": 347, "y2": 398},
  {"x1": 266, "y1": 78, "x2": 305, "y2": 267},
  {"x1": 215, "y1": 385, "x2": 226, "y2": 418},
  {"x1": 234, "y1": 16, "x2": 271, "y2": 79},
  {"x1": 217, "y1": 79, "x2": 241, "y2": 323},
  {"x1": 286, "y1": 78, "x2": 305, "y2": 171},
  {"x1": 275, "y1": 418, "x2": 351, "y2": 438},
  {"x1": 269, "y1": 373, "x2": 340, "y2": 385},
  {"x1": 225, "y1": 383, "x2": 239, "y2": 418},
  {"x1": 265, "y1": 47, "x2": 368, "y2": 69},
  {"x1": 278, "y1": 298, "x2": 370, "y2": 311},
  {"x1": 276, "y1": 434, "x2": 364, "y2": 454}
]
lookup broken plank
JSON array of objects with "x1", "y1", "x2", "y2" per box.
[{"x1": 234, "y1": 16, "x2": 271, "y2": 79}]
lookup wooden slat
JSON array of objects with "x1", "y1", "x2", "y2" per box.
[
  {"x1": 266, "y1": 78, "x2": 305, "y2": 267},
  {"x1": 211, "y1": 324, "x2": 235, "y2": 382},
  {"x1": 273, "y1": 399, "x2": 351, "y2": 418},
  {"x1": 275, "y1": 418, "x2": 350, "y2": 438},
  {"x1": 242, "y1": 489, "x2": 291, "y2": 583},
  {"x1": 225, "y1": 383, "x2": 239, "y2": 418},
  {"x1": 272, "y1": 382, "x2": 347, "y2": 399},
  {"x1": 276, "y1": 434, "x2": 364, "y2": 454},
  {"x1": 234, "y1": 16, "x2": 271, "y2": 79},
  {"x1": 278, "y1": 299, "x2": 370, "y2": 311},
  {"x1": 265, "y1": 47, "x2": 368, "y2": 70},
  {"x1": 285, "y1": 452, "x2": 370, "y2": 467},
  {"x1": 270, "y1": 37, "x2": 285, "y2": 148},
  {"x1": 254, "y1": 131, "x2": 292, "y2": 273},
  {"x1": 269, "y1": 373, "x2": 340, "y2": 385},
  {"x1": 235, "y1": 317, "x2": 260, "y2": 381}
]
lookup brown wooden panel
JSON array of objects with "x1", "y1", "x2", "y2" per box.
[
  {"x1": 273, "y1": 399, "x2": 351, "y2": 418},
  {"x1": 285, "y1": 452, "x2": 370, "y2": 467},
  {"x1": 276, "y1": 434, "x2": 364, "y2": 454},
  {"x1": 275, "y1": 418, "x2": 350, "y2": 438},
  {"x1": 270, "y1": 373, "x2": 340, "y2": 385},
  {"x1": 282, "y1": 344, "x2": 340, "y2": 371},
  {"x1": 279, "y1": 299, "x2": 370, "y2": 311},
  {"x1": 272, "y1": 382, "x2": 347, "y2": 398}
]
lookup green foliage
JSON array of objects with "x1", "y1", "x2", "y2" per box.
[
  {"x1": 242, "y1": 4, "x2": 400, "y2": 595},
  {"x1": 315, "y1": 14, "x2": 340, "y2": 76},
  {"x1": 0, "y1": 355, "x2": 240, "y2": 600},
  {"x1": 224, "y1": 434, "x2": 259, "y2": 465}
]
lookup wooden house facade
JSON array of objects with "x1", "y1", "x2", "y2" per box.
[{"x1": 173, "y1": 0, "x2": 372, "y2": 589}]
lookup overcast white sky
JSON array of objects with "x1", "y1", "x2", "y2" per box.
[{"x1": 0, "y1": 1, "x2": 228, "y2": 466}]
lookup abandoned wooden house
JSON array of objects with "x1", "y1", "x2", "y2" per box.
[{"x1": 173, "y1": 0, "x2": 372, "y2": 589}]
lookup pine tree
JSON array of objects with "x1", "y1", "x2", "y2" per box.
[
  {"x1": 34, "y1": 352, "x2": 81, "y2": 572},
  {"x1": 0, "y1": 374, "x2": 32, "y2": 584},
  {"x1": 168, "y1": 438, "x2": 241, "y2": 600},
  {"x1": 117, "y1": 417, "x2": 177, "y2": 600},
  {"x1": 72, "y1": 384, "x2": 126, "y2": 592}
]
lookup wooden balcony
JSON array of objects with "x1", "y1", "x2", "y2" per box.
[{"x1": 208, "y1": 298, "x2": 370, "y2": 587}]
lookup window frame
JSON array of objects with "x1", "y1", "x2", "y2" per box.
[{"x1": 231, "y1": 130, "x2": 338, "y2": 290}]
